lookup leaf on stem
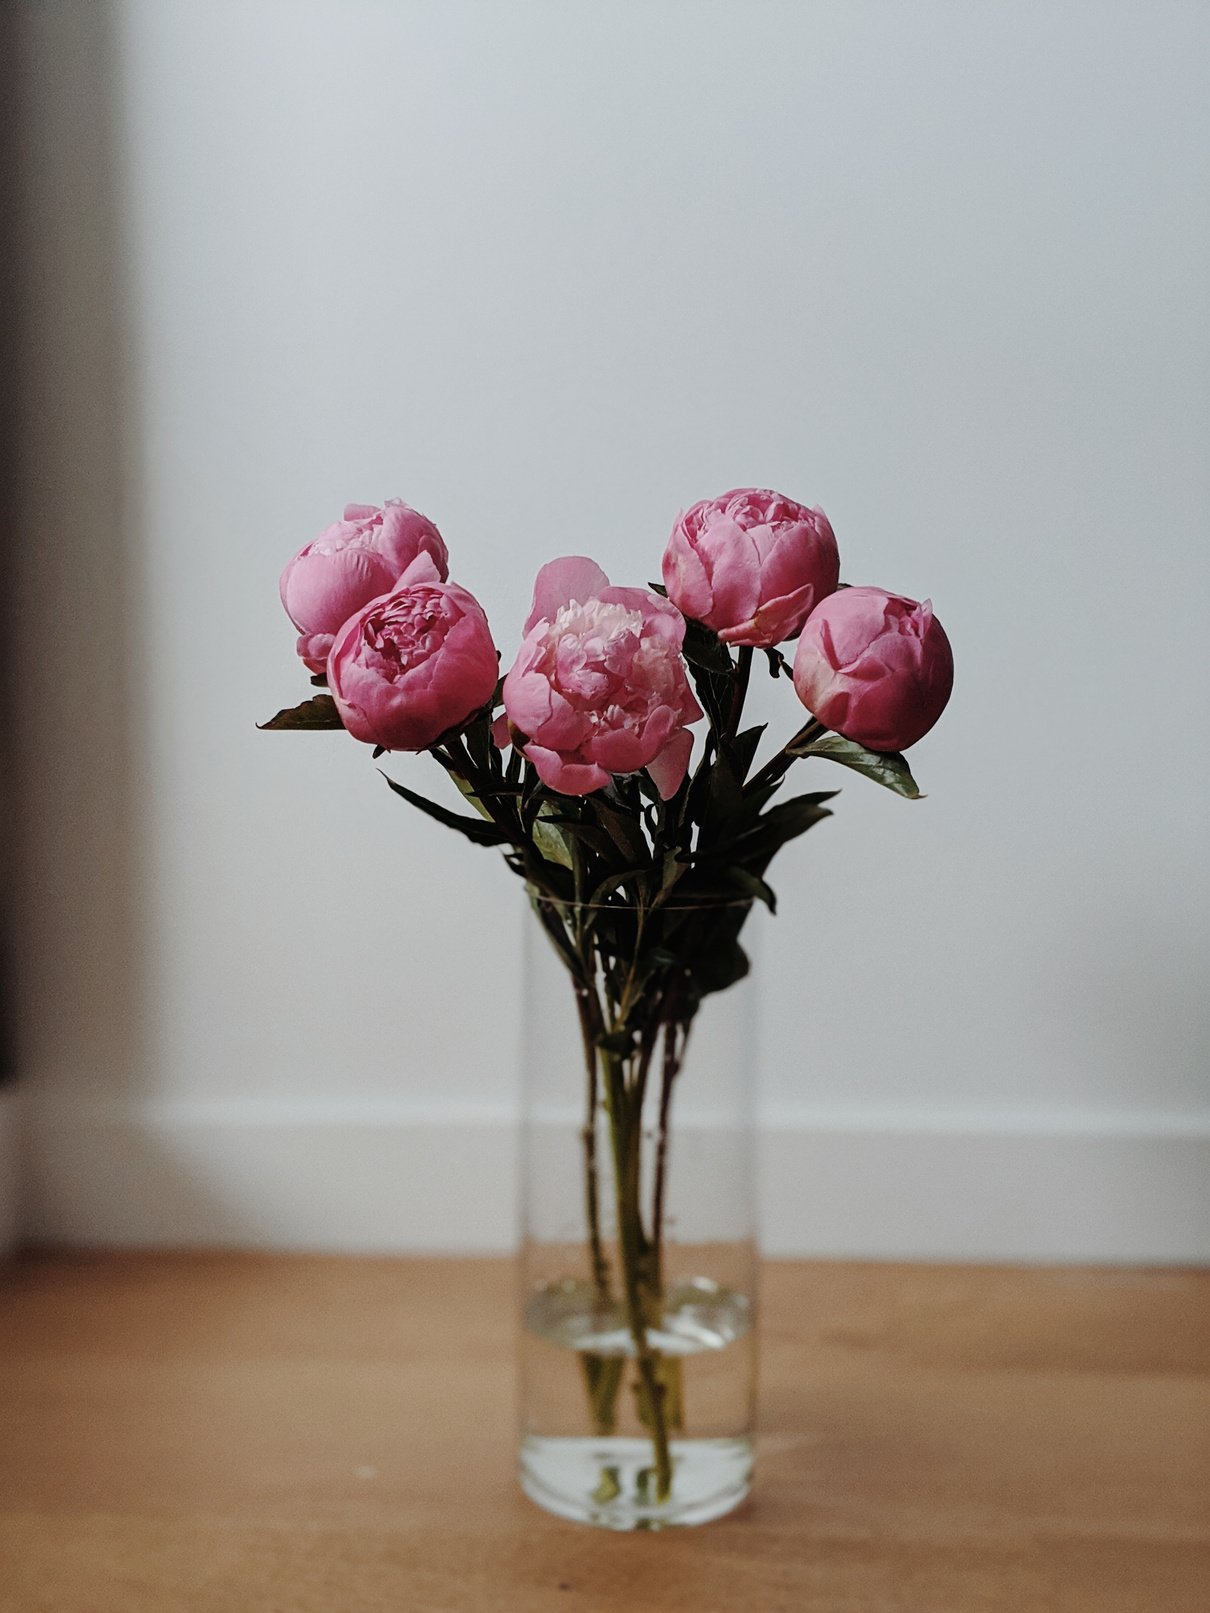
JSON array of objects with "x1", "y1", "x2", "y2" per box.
[
  {"x1": 791, "y1": 733, "x2": 922, "y2": 799},
  {"x1": 731, "y1": 790, "x2": 837, "y2": 859},
  {"x1": 257, "y1": 694, "x2": 345, "y2": 730},
  {"x1": 588, "y1": 795, "x2": 651, "y2": 867},
  {"x1": 589, "y1": 868, "x2": 648, "y2": 905},
  {"x1": 725, "y1": 724, "x2": 766, "y2": 783},
  {"x1": 531, "y1": 812, "x2": 575, "y2": 869},
  {"x1": 380, "y1": 772, "x2": 511, "y2": 846},
  {"x1": 721, "y1": 867, "x2": 778, "y2": 913},
  {"x1": 693, "y1": 934, "x2": 750, "y2": 995},
  {"x1": 681, "y1": 620, "x2": 734, "y2": 676},
  {"x1": 461, "y1": 712, "x2": 497, "y2": 772}
]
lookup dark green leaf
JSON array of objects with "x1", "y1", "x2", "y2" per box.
[
  {"x1": 539, "y1": 815, "x2": 616, "y2": 859},
  {"x1": 380, "y1": 772, "x2": 510, "y2": 846},
  {"x1": 792, "y1": 734, "x2": 922, "y2": 799},
  {"x1": 659, "y1": 852, "x2": 687, "y2": 898},
  {"x1": 598, "y1": 1026, "x2": 638, "y2": 1056},
  {"x1": 696, "y1": 748, "x2": 745, "y2": 834},
  {"x1": 258, "y1": 694, "x2": 345, "y2": 730},
  {"x1": 722, "y1": 867, "x2": 777, "y2": 913},
  {"x1": 725, "y1": 724, "x2": 766, "y2": 783},
  {"x1": 588, "y1": 796, "x2": 651, "y2": 866},
  {"x1": 700, "y1": 793, "x2": 832, "y2": 871},
  {"x1": 723, "y1": 790, "x2": 837, "y2": 861},
  {"x1": 444, "y1": 772, "x2": 504, "y2": 828},
  {"x1": 462, "y1": 713, "x2": 495, "y2": 772},
  {"x1": 682, "y1": 620, "x2": 734, "y2": 676},
  {"x1": 588, "y1": 868, "x2": 647, "y2": 905},
  {"x1": 692, "y1": 935, "x2": 750, "y2": 996}
]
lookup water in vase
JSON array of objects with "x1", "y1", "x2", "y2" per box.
[{"x1": 519, "y1": 1272, "x2": 756, "y2": 1528}]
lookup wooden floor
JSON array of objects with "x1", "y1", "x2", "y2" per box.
[{"x1": 0, "y1": 1255, "x2": 1206, "y2": 1612}]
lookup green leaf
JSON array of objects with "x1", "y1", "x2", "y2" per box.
[
  {"x1": 462, "y1": 713, "x2": 495, "y2": 772},
  {"x1": 792, "y1": 733, "x2": 922, "y2": 799},
  {"x1": 258, "y1": 694, "x2": 345, "y2": 730},
  {"x1": 693, "y1": 935, "x2": 750, "y2": 996},
  {"x1": 588, "y1": 796, "x2": 651, "y2": 866},
  {"x1": 738, "y1": 790, "x2": 836, "y2": 854},
  {"x1": 722, "y1": 867, "x2": 777, "y2": 913},
  {"x1": 589, "y1": 868, "x2": 648, "y2": 905},
  {"x1": 681, "y1": 620, "x2": 734, "y2": 676},
  {"x1": 725, "y1": 724, "x2": 766, "y2": 783},
  {"x1": 380, "y1": 772, "x2": 510, "y2": 846},
  {"x1": 538, "y1": 815, "x2": 617, "y2": 859},
  {"x1": 531, "y1": 814, "x2": 575, "y2": 869},
  {"x1": 659, "y1": 851, "x2": 687, "y2": 898},
  {"x1": 695, "y1": 748, "x2": 745, "y2": 834}
]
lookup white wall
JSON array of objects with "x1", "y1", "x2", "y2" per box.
[{"x1": 12, "y1": 0, "x2": 1210, "y2": 1259}]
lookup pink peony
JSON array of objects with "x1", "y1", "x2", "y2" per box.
[
  {"x1": 280, "y1": 499, "x2": 449, "y2": 674},
  {"x1": 327, "y1": 556, "x2": 498, "y2": 751},
  {"x1": 502, "y1": 557, "x2": 703, "y2": 799},
  {"x1": 792, "y1": 587, "x2": 953, "y2": 751},
  {"x1": 662, "y1": 487, "x2": 840, "y2": 648}
]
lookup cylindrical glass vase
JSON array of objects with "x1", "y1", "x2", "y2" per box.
[{"x1": 518, "y1": 895, "x2": 758, "y2": 1529}]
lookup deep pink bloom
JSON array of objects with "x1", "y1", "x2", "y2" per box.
[
  {"x1": 662, "y1": 488, "x2": 840, "y2": 647},
  {"x1": 280, "y1": 499, "x2": 449, "y2": 673},
  {"x1": 792, "y1": 587, "x2": 953, "y2": 751},
  {"x1": 327, "y1": 556, "x2": 498, "y2": 751},
  {"x1": 502, "y1": 557, "x2": 703, "y2": 799}
]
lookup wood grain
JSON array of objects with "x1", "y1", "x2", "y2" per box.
[{"x1": 0, "y1": 1254, "x2": 1206, "y2": 1612}]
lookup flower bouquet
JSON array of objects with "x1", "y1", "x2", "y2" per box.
[{"x1": 263, "y1": 488, "x2": 953, "y2": 1528}]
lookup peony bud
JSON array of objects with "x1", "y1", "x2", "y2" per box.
[
  {"x1": 792, "y1": 586, "x2": 953, "y2": 751},
  {"x1": 280, "y1": 500, "x2": 449, "y2": 674},
  {"x1": 662, "y1": 487, "x2": 839, "y2": 648},
  {"x1": 327, "y1": 558, "x2": 498, "y2": 751}
]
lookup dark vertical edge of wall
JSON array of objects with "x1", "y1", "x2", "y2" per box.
[
  {"x1": 5, "y1": 1, "x2": 150, "y2": 1124},
  {"x1": 0, "y1": 2, "x2": 24, "y2": 1088}
]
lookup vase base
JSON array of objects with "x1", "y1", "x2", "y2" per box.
[{"x1": 519, "y1": 1434, "x2": 752, "y2": 1529}]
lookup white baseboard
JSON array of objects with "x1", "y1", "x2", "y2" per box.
[
  {"x1": 0, "y1": 1088, "x2": 19, "y2": 1255},
  {"x1": 19, "y1": 1098, "x2": 1210, "y2": 1263}
]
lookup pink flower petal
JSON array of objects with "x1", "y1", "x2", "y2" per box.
[
  {"x1": 647, "y1": 728, "x2": 693, "y2": 800},
  {"x1": 523, "y1": 556, "x2": 611, "y2": 634},
  {"x1": 523, "y1": 744, "x2": 610, "y2": 796}
]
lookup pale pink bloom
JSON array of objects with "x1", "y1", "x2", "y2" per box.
[
  {"x1": 280, "y1": 499, "x2": 449, "y2": 673},
  {"x1": 792, "y1": 587, "x2": 953, "y2": 751},
  {"x1": 327, "y1": 556, "x2": 498, "y2": 751},
  {"x1": 662, "y1": 487, "x2": 840, "y2": 648},
  {"x1": 502, "y1": 556, "x2": 703, "y2": 799}
]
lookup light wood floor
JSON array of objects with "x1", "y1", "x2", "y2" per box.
[{"x1": 0, "y1": 1253, "x2": 1206, "y2": 1611}]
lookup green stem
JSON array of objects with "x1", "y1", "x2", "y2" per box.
[
  {"x1": 574, "y1": 986, "x2": 611, "y2": 1309},
  {"x1": 748, "y1": 716, "x2": 828, "y2": 793},
  {"x1": 604, "y1": 1054, "x2": 673, "y2": 1503},
  {"x1": 726, "y1": 646, "x2": 753, "y2": 742},
  {"x1": 650, "y1": 1013, "x2": 686, "y2": 1297}
]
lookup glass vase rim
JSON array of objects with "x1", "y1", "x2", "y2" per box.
[{"x1": 527, "y1": 889, "x2": 755, "y2": 915}]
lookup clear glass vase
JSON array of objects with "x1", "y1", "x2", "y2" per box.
[{"x1": 518, "y1": 894, "x2": 758, "y2": 1529}]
